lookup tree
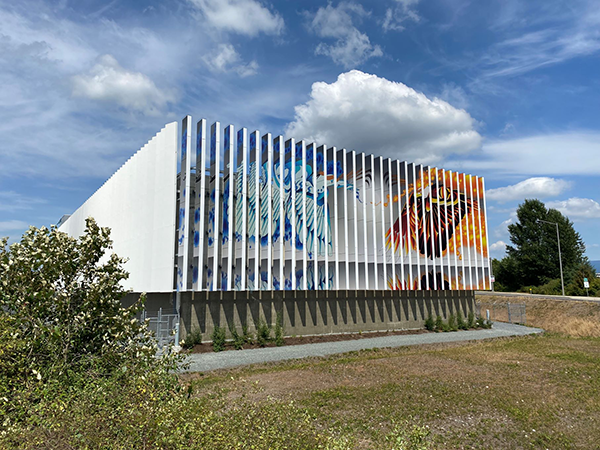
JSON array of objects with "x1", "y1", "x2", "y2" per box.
[
  {"x1": 0, "y1": 218, "x2": 179, "y2": 423},
  {"x1": 496, "y1": 199, "x2": 587, "y2": 290}
]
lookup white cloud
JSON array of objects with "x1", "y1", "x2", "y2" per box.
[
  {"x1": 0, "y1": 191, "x2": 45, "y2": 212},
  {"x1": 547, "y1": 198, "x2": 600, "y2": 220},
  {"x1": 203, "y1": 44, "x2": 258, "y2": 77},
  {"x1": 72, "y1": 55, "x2": 174, "y2": 115},
  {"x1": 285, "y1": 70, "x2": 482, "y2": 163},
  {"x1": 308, "y1": 2, "x2": 382, "y2": 68},
  {"x1": 451, "y1": 132, "x2": 600, "y2": 175},
  {"x1": 189, "y1": 0, "x2": 284, "y2": 37},
  {"x1": 480, "y1": 1, "x2": 600, "y2": 78},
  {"x1": 0, "y1": 220, "x2": 29, "y2": 234},
  {"x1": 486, "y1": 177, "x2": 571, "y2": 203},
  {"x1": 490, "y1": 240, "x2": 507, "y2": 258},
  {"x1": 383, "y1": 0, "x2": 420, "y2": 32}
]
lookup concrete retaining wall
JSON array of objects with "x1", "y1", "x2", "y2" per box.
[{"x1": 123, "y1": 290, "x2": 475, "y2": 341}]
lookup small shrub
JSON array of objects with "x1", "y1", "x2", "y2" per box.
[
  {"x1": 448, "y1": 314, "x2": 458, "y2": 331},
  {"x1": 434, "y1": 315, "x2": 444, "y2": 332},
  {"x1": 230, "y1": 326, "x2": 245, "y2": 350},
  {"x1": 467, "y1": 311, "x2": 476, "y2": 328},
  {"x1": 274, "y1": 313, "x2": 285, "y2": 347},
  {"x1": 256, "y1": 320, "x2": 271, "y2": 347},
  {"x1": 242, "y1": 323, "x2": 253, "y2": 345},
  {"x1": 211, "y1": 325, "x2": 226, "y2": 352},
  {"x1": 182, "y1": 327, "x2": 203, "y2": 349},
  {"x1": 424, "y1": 313, "x2": 435, "y2": 331},
  {"x1": 457, "y1": 311, "x2": 467, "y2": 330},
  {"x1": 476, "y1": 317, "x2": 493, "y2": 329}
]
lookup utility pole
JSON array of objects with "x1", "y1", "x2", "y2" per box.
[{"x1": 537, "y1": 219, "x2": 565, "y2": 296}]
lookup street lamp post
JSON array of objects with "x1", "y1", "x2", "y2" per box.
[{"x1": 537, "y1": 219, "x2": 565, "y2": 296}]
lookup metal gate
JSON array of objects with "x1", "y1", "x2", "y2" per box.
[
  {"x1": 141, "y1": 308, "x2": 179, "y2": 349},
  {"x1": 476, "y1": 302, "x2": 527, "y2": 325}
]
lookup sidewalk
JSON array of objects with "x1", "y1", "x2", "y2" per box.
[{"x1": 183, "y1": 322, "x2": 543, "y2": 373}]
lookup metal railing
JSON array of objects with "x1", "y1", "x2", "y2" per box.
[
  {"x1": 141, "y1": 308, "x2": 179, "y2": 349},
  {"x1": 476, "y1": 302, "x2": 526, "y2": 325}
]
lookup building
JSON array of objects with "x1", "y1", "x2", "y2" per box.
[
  {"x1": 59, "y1": 116, "x2": 491, "y2": 294},
  {"x1": 58, "y1": 116, "x2": 490, "y2": 339}
]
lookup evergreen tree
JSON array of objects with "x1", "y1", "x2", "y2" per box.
[{"x1": 496, "y1": 199, "x2": 587, "y2": 290}]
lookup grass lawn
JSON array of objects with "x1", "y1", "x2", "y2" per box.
[{"x1": 183, "y1": 332, "x2": 599, "y2": 449}]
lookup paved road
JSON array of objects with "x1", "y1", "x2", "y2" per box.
[
  {"x1": 183, "y1": 322, "x2": 543, "y2": 373},
  {"x1": 476, "y1": 291, "x2": 600, "y2": 303}
]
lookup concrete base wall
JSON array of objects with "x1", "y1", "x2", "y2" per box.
[
  {"x1": 123, "y1": 290, "x2": 475, "y2": 341},
  {"x1": 179, "y1": 290, "x2": 475, "y2": 341}
]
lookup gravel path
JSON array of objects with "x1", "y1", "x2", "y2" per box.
[{"x1": 183, "y1": 322, "x2": 543, "y2": 373}]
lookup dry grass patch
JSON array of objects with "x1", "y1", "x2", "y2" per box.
[{"x1": 480, "y1": 294, "x2": 600, "y2": 337}]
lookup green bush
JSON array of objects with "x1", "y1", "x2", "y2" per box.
[
  {"x1": 0, "y1": 219, "x2": 181, "y2": 429},
  {"x1": 476, "y1": 317, "x2": 493, "y2": 329},
  {"x1": 424, "y1": 313, "x2": 435, "y2": 331},
  {"x1": 447, "y1": 314, "x2": 458, "y2": 331},
  {"x1": 274, "y1": 313, "x2": 285, "y2": 347},
  {"x1": 457, "y1": 311, "x2": 467, "y2": 330},
  {"x1": 242, "y1": 323, "x2": 253, "y2": 345},
  {"x1": 467, "y1": 311, "x2": 476, "y2": 328},
  {"x1": 256, "y1": 320, "x2": 271, "y2": 347},
  {"x1": 434, "y1": 315, "x2": 444, "y2": 332},
  {"x1": 230, "y1": 324, "x2": 245, "y2": 350},
  {"x1": 182, "y1": 327, "x2": 203, "y2": 349},
  {"x1": 211, "y1": 326, "x2": 227, "y2": 352}
]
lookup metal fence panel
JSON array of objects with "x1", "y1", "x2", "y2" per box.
[
  {"x1": 141, "y1": 308, "x2": 179, "y2": 349},
  {"x1": 476, "y1": 302, "x2": 526, "y2": 325}
]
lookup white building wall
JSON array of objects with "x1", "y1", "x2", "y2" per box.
[{"x1": 58, "y1": 122, "x2": 178, "y2": 293}]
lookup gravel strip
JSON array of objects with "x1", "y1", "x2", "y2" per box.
[{"x1": 183, "y1": 322, "x2": 543, "y2": 373}]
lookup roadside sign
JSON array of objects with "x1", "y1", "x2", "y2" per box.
[
  {"x1": 584, "y1": 280, "x2": 590, "y2": 289},
  {"x1": 491, "y1": 276, "x2": 495, "y2": 283}
]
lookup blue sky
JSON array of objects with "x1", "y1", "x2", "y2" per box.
[{"x1": 1, "y1": 0, "x2": 599, "y2": 260}]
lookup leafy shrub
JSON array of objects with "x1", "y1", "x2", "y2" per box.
[
  {"x1": 256, "y1": 320, "x2": 271, "y2": 347},
  {"x1": 0, "y1": 219, "x2": 181, "y2": 429},
  {"x1": 424, "y1": 313, "x2": 435, "y2": 331},
  {"x1": 467, "y1": 311, "x2": 476, "y2": 328},
  {"x1": 476, "y1": 317, "x2": 493, "y2": 329},
  {"x1": 230, "y1": 324, "x2": 245, "y2": 350},
  {"x1": 182, "y1": 327, "x2": 203, "y2": 349},
  {"x1": 211, "y1": 325, "x2": 227, "y2": 352},
  {"x1": 242, "y1": 323, "x2": 253, "y2": 345},
  {"x1": 448, "y1": 314, "x2": 458, "y2": 331},
  {"x1": 434, "y1": 315, "x2": 444, "y2": 332},
  {"x1": 274, "y1": 313, "x2": 285, "y2": 347},
  {"x1": 457, "y1": 311, "x2": 467, "y2": 330}
]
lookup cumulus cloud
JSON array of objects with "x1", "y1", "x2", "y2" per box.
[
  {"x1": 383, "y1": 0, "x2": 420, "y2": 32},
  {"x1": 308, "y1": 2, "x2": 382, "y2": 68},
  {"x1": 72, "y1": 55, "x2": 174, "y2": 115},
  {"x1": 486, "y1": 177, "x2": 571, "y2": 203},
  {"x1": 490, "y1": 240, "x2": 507, "y2": 257},
  {"x1": 452, "y1": 132, "x2": 600, "y2": 175},
  {"x1": 285, "y1": 70, "x2": 482, "y2": 163},
  {"x1": 189, "y1": 0, "x2": 283, "y2": 36},
  {"x1": 547, "y1": 198, "x2": 600, "y2": 220},
  {"x1": 203, "y1": 44, "x2": 258, "y2": 77}
]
